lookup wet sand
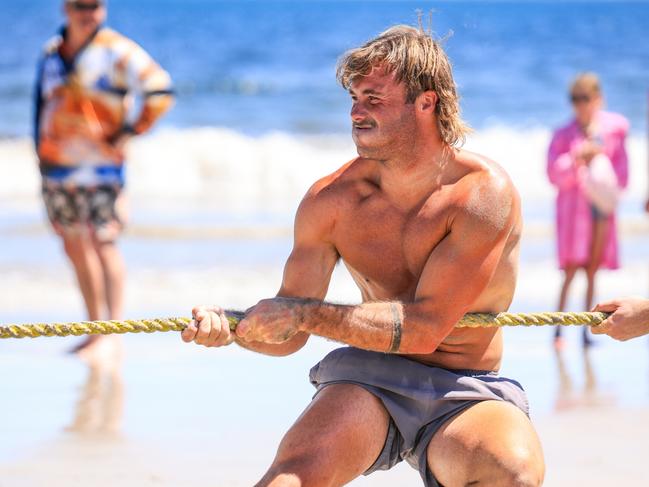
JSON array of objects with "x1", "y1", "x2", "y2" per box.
[
  {"x1": 1, "y1": 405, "x2": 648, "y2": 486},
  {"x1": 537, "y1": 407, "x2": 649, "y2": 486}
]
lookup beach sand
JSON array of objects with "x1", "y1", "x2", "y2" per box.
[
  {"x1": 14, "y1": 410, "x2": 649, "y2": 486},
  {"x1": 1, "y1": 391, "x2": 647, "y2": 486}
]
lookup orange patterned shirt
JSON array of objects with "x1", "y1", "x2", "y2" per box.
[{"x1": 35, "y1": 26, "x2": 174, "y2": 183}]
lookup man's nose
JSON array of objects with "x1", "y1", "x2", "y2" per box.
[{"x1": 351, "y1": 102, "x2": 366, "y2": 122}]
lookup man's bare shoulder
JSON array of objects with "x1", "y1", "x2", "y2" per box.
[
  {"x1": 452, "y1": 149, "x2": 521, "y2": 233},
  {"x1": 294, "y1": 157, "x2": 376, "y2": 235},
  {"x1": 301, "y1": 157, "x2": 377, "y2": 207}
]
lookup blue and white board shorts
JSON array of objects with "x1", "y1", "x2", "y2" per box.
[
  {"x1": 40, "y1": 165, "x2": 125, "y2": 241},
  {"x1": 309, "y1": 347, "x2": 529, "y2": 487}
]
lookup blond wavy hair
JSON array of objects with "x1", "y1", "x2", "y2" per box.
[{"x1": 336, "y1": 25, "x2": 471, "y2": 147}]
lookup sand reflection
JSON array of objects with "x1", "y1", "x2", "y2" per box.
[
  {"x1": 553, "y1": 345, "x2": 616, "y2": 412},
  {"x1": 66, "y1": 335, "x2": 124, "y2": 436}
]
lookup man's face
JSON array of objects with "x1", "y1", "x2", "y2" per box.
[
  {"x1": 348, "y1": 67, "x2": 417, "y2": 160},
  {"x1": 64, "y1": 1, "x2": 106, "y2": 38}
]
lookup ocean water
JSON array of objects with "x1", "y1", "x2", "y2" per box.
[
  {"x1": 2, "y1": 1, "x2": 648, "y2": 219},
  {"x1": 1, "y1": 0, "x2": 648, "y2": 136},
  {"x1": 2, "y1": 1, "x2": 649, "y2": 483}
]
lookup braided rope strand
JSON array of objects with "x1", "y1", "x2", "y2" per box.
[
  {"x1": 460, "y1": 311, "x2": 608, "y2": 328},
  {"x1": 0, "y1": 311, "x2": 608, "y2": 340}
]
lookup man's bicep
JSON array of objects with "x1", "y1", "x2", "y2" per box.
[
  {"x1": 277, "y1": 195, "x2": 339, "y2": 299},
  {"x1": 417, "y1": 223, "x2": 509, "y2": 300},
  {"x1": 414, "y1": 189, "x2": 517, "y2": 328},
  {"x1": 278, "y1": 243, "x2": 338, "y2": 299}
]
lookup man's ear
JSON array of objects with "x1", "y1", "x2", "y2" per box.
[{"x1": 418, "y1": 91, "x2": 438, "y2": 113}]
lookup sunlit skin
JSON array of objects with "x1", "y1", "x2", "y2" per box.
[
  {"x1": 592, "y1": 297, "x2": 649, "y2": 341},
  {"x1": 572, "y1": 90, "x2": 601, "y2": 128},
  {"x1": 350, "y1": 71, "x2": 419, "y2": 161},
  {"x1": 570, "y1": 90, "x2": 603, "y2": 164},
  {"x1": 61, "y1": 1, "x2": 106, "y2": 59},
  {"x1": 182, "y1": 65, "x2": 544, "y2": 486}
]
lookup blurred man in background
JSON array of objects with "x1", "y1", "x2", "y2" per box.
[{"x1": 33, "y1": 0, "x2": 174, "y2": 355}]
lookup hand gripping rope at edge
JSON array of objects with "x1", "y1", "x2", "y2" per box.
[{"x1": 0, "y1": 311, "x2": 609, "y2": 340}]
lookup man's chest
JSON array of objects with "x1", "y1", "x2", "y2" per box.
[{"x1": 332, "y1": 195, "x2": 453, "y2": 293}]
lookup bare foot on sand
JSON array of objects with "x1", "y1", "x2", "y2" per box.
[{"x1": 69, "y1": 335, "x2": 124, "y2": 367}]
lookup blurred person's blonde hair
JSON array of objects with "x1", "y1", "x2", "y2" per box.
[
  {"x1": 336, "y1": 24, "x2": 471, "y2": 147},
  {"x1": 570, "y1": 72, "x2": 602, "y2": 97}
]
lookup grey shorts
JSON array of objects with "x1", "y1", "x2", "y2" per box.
[
  {"x1": 42, "y1": 181, "x2": 123, "y2": 241},
  {"x1": 309, "y1": 347, "x2": 529, "y2": 487}
]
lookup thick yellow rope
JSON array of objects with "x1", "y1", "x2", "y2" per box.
[{"x1": 0, "y1": 311, "x2": 607, "y2": 339}]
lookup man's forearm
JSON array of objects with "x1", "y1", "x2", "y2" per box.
[
  {"x1": 132, "y1": 93, "x2": 174, "y2": 134},
  {"x1": 236, "y1": 331, "x2": 309, "y2": 357},
  {"x1": 297, "y1": 300, "x2": 424, "y2": 354},
  {"x1": 236, "y1": 297, "x2": 449, "y2": 354}
]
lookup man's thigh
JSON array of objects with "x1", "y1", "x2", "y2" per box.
[
  {"x1": 427, "y1": 400, "x2": 544, "y2": 487},
  {"x1": 259, "y1": 383, "x2": 390, "y2": 487}
]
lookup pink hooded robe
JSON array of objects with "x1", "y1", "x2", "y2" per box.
[{"x1": 547, "y1": 110, "x2": 629, "y2": 270}]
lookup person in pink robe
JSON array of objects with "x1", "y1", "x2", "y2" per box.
[{"x1": 547, "y1": 73, "x2": 629, "y2": 348}]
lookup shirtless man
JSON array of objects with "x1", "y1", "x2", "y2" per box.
[{"x1": 182, "y1": 25, "x2": 544, "y2": 487}]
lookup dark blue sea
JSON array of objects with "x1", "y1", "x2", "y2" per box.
[{"x1": 0, "y1": 0, "x2": 647, "y2": 137}]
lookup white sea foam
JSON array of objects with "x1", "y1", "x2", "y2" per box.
[{"x1": 2, "y1": 126, "x2": 646, "y2": 219}]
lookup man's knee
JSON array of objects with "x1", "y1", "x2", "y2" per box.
[
  {"x1": 430, "y1": 438, "x2": 544, "y2": 487},
  {"x1": 463, "y1": 421, "x2": 545, "y2": 487},
  {"x1": 429, "y1": 401, "x2": 544, "y2": 487},
  {"x1": 484, "y1": 443, "x2": 545, "y2": 487},
  {"x1": 92, "y1": 237, "x2": 120, "y2": 263},
  {"x1": 435, "y1": 438, "x2": 544, "y2": 487},
  {"x1": 92, "y1": 222, "x2": 122, "y2": 246}
]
